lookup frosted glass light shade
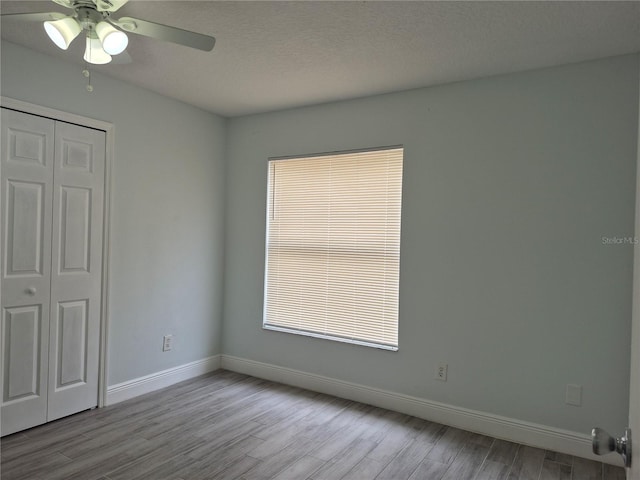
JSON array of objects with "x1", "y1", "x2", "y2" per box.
[
  {"x1": 84, "y1": 36, "x2": 112, "y2": 64},
  {"x1": 96, "y1": 22, "x2": 128, "y2": 55},
  {"x1": 44, "y1": 17, "x2": 82, "y2": 50}
]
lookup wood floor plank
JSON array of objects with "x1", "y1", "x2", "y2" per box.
[
  {"x1": 353, "y1": 406, "x2": 394, "y2": 443},
  {"x1": 486, "y1": 439, "x2": 519, "y2": 466},
  {"x1": 424, "y1": 426, "x2": 471, "y2": 465},
  {"x1": 211, "y1": 454, "x2": 261, "y2": 480},
  {"x1": 45, "y1": 435, "x2": 158, "y2": 480},
  {"x1": 539, "y1": 459, "x2": 572, "y2": 480},
  {"x1": 120, "y1": 454, "x2": 196, "y2": 480},
  {"x1": 375, "y1": 429, "x2": 437, "y2": 480},
  {"x1": 103, "y1": 438, "x2": 200, "y2": 480},
  {"x1": 0, "y1": 370, "x2": 615, "y2": 480},
  {"x1": 49, "y1": 452, "x2": 135, "y2": 480},
  {"x1": 475, "y1": 459, "x2": 511, "y2": 480},
  {"x1": 407, "y1": 459, "x2": 449, "y2": 480},
  {"x1": 247, "y1": 422, "x2": 306, "y2": 459},
  {"x1": 297, "y1": 395, "x2": 354, "y2": 429},
  {"x1": 250, "y1": 388, "x2": 321, "y2": 427},
  {"x1": 174, "y1": 436, "x2": 265, "y2": 479},
  {"x1": 185, "y1": 421, "x2": 264, "y2": 460},
  {"x1": 307, "y1": 400, "x2": 372, "y2": 435},
  {"x1": 467, "y1": 432, "x2": 496, "y2": 447},
  {"x1": 57, "y1": 428, "x2": 143, "y2": 459},
  {"x1": 309, "y1": 422, "x2": 372, "y2": 461},
  {"x1": 507, "y1": 445, "x2": 545, "y2": 480},
  {"x1": 340, "y1": 457, "x2": 388, "y2": 480},
  {"x1": 188, "y1": 387, "x2": 298, "y2": 440},
  {"x1": 603, "y1": 463, "x2": 627, "y2": 480},
  {"x1": 0, "y1": 451, "x2": 72, "y2": 480},
  {"x1": 310, "y1": 438, "x2": 377, "y2": 480},
  {"x1": 365, "y1": 421, "x2": 414, "y2": 465},
  {"x1": 2, "y1": 414, "x2": 107, "y2": 461},
  {"x1": 571, "y1": 457, "x2": 602, "y2": 480},
  {"x1": 134, "y1": 388, "x2": 265, "y2": 441},
  {"x1": 420, "y1": 420, "x2": 449, "y2": 444},
  {"x1": 243, "y1": 435, "x2": 325, "y2": 480},
  {"x1": 80, "y1": 404, "x2": 173, "y2": 441},
  {"x1": 0, "y1": 432, "x2": 29, "y2": 453},
  {"x1": 544, "y1": 450, "x2": 573, "y2": 467},
  {"x1": 269, "y1": 454, "x2": 325, "y2": 480},
  {"x1": 440, "y1": 442, "x2": 491, "y2": 480}
]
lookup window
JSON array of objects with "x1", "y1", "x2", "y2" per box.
[{"x1": 263, "y1": 146, "x2": 404, "y2": 350}]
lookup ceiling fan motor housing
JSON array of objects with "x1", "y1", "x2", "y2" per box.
[{"x1": 75, "y1": 6, "x2": 106, "y2": 31}]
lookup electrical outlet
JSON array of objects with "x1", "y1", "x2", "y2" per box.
[
  {"x1": 163, "y1": 334, "x2": 172, "y2": 352},
  {"x1": 435, "y1": 363, "x2": 448, "y2": 381}
]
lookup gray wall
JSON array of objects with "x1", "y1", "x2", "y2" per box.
[
  {"x1": 1, "y1": 42, "x2": 227, "y2": 385},
  {"x1": 223, "y1": 54, "x2": 639, "y2": 435}
]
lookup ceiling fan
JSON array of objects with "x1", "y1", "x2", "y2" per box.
[{"x1": 1, "y1": 0, "x2": 216, "y2": 65}]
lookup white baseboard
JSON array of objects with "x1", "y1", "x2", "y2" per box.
[
  {"x1": 106, "y1": 355, "x2": 221, "y2": 405},
  {"x1": 220, "y1": 354, "x2": 622, "y2": 467}
]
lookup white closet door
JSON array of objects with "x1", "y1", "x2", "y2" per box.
[
  {"x1": 1, "y1": 108, "x2": 105, "y2": 435},
  {"x1": 1, "y1": 109, "x2": 55, "y2": 435},
  {"x1": 47, "y1": 121, "x2": 104, "y2": 421}
]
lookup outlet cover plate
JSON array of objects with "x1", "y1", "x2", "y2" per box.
[
  {"x1": 566, "y1": 384, "x2": 582, "y2": 406},
  {"x1": 435, "y1": 363, "x2": 448, "y2": 381}
]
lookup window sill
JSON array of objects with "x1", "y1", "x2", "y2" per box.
[{"x1": 262, "y1": 324, "x2": 398, "y2": 352}]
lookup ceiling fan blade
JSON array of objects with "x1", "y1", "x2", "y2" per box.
[
  {"x1": 112, "y1": 17, "x2": 215, "y2": 52},
  {"x1": 52, "y1": 0, "x2": 74, "y2": 9},
  {"x1": 94, "y1": 0, "x2": 129, "y2": 13},
  {"x1": 0, "y1": 12, "x2": 67, "y2": 22}
]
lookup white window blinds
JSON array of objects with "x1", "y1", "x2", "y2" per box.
[{"x1": 263, "y1": 147, "x2": 403, "y2": 350}]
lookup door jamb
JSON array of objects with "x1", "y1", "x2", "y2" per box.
[
  {"x1": 1, "y1": 96, "x2": 113, "y2": 408},
  {"x1": 628, "y1": 68, "x2": 640, "y2": 479}
]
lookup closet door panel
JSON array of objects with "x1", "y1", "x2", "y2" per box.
[
  {"x1": 47, "y1": 121, "x2": 104, "y2": 421},
  {"x1": 3, "y1": 306, "x2": 43, "y2": 399},
  {"x1": 0, "y1": 109, "x2": 54, "y2": 436},
  {"x1": 5, "y1": 181, "x2": 45, "y2": 276},
  {"x1": 59, "y1": 186, "x2": 91, "y2": 273}
]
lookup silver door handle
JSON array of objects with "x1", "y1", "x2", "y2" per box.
[
  {"x1": 26, "y1": 287, "x2": 37, "y2": 295},
  {"x1": 592, "y1": 427, "x2": 632, "y2": 468}
]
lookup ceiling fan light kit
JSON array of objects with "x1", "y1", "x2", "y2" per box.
[
  {"x1": 84, "y1": 34, "x2": 112, "y2": 64},
  {"x1": 43, "y1": 5, "x2": 126, "y2": 65},
  {"x1": 44, "y1": 16, "x2": 82, "y2": 50},
  {"x1": 95, "y1": 21, "x2": 127, "y2": 55}
]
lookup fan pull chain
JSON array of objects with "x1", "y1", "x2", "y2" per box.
[
  {"x1": 82, "y1": 25, "x2": 93, "y2": 93},
  {"x1": 82, "y1": 66, "x2": 93, "y2": 92},
  {"x1": 83, "y1": 29, "x2": 94, "y2": 92}
]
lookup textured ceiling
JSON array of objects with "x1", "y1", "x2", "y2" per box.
[{"x1": 1, "y1": 1, "x2": 640, "y2": 117}]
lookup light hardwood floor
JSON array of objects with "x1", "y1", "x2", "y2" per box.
[{"x1": 0, "y1": 370, "x2": 625, "y2": 480}]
